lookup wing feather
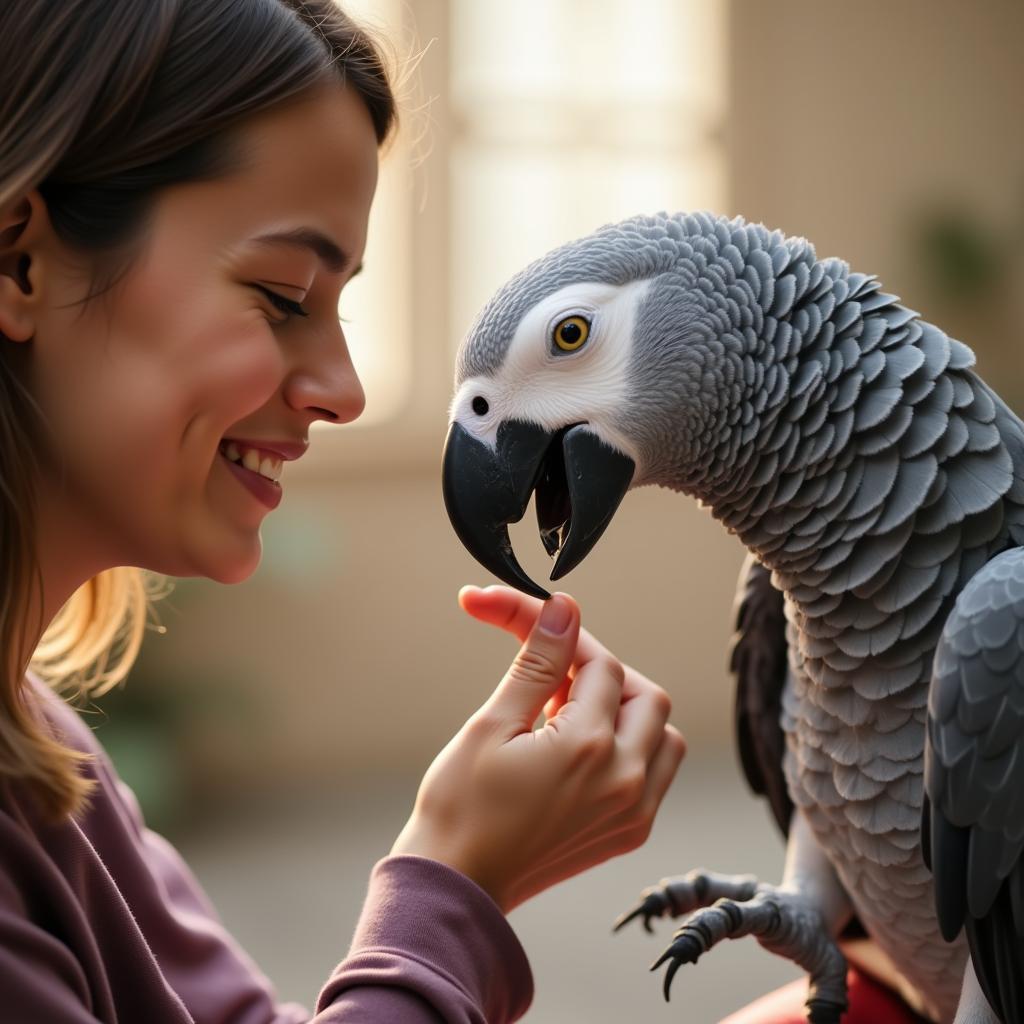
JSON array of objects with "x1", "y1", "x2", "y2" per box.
[
  {"x1": 925, "y1": 546, "x2": 1024, "y2": 1023},
  {"x1": 730, "y1": 552, "x2": 793, "y2": 836}
]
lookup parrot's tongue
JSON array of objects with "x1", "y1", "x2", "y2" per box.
[{"x1": 535, "y1": 427, "x2": 573, "y2": 557}]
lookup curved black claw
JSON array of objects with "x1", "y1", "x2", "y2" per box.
[
  {"x1": 663, "y1": 958, "x2": 682, "y2": 1002},
  {"x1": 649, "y1": 929, "x2": 704, "y2": 1001},
  {"x1": 612, "y1": 888, "x2": 671, "y2": 935}
]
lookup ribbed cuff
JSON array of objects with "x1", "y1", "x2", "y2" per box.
[{"x1": 319, "y1": 855, "x2": 533, "y2": 1022}]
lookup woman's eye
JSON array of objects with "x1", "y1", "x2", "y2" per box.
[
  {"x1": 552, "y1": 314, "x2": 591, "y2": 353},
  {"x1": 254, "y1": 285, "x2": 310, "y2": 320}
]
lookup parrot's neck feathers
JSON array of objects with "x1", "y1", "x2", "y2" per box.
[{"x1": 668, "y1": 252, "x2": 1024, "y2": 643}]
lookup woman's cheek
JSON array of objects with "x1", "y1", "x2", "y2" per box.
[{"x1": 189, "y1": 315, "x2": 286, "y2": 418}]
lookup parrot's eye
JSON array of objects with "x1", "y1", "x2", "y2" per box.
[{"x1": 552, "y1": 315, "x2": 590, "y2": 353}]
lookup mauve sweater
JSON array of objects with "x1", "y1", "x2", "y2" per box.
[{"x1": 0, "y1": 677, "x2": 533, "y2": 1023}]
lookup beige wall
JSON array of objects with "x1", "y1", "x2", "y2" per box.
[
  {"x1": 726, "y1": 0, "x2": 1024, "y2": 401},
  {"x1": 140, "y1": 473, "x2": 746, "y2": 798},
  {"x1": 124, "y1": 0, "x2": 1024, "y2": 808}
]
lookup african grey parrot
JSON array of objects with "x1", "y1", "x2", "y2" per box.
[{"x1": 440, "y1": 212, "x2": 1024, "y2": 1024}]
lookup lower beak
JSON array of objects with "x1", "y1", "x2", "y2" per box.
[{"x1": 441, "y1": 419, "x2": 634, "y2": 598}]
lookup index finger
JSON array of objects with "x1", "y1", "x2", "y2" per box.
[{"x1": 459, "y1": 584, "x2": 611, "y2": 669}]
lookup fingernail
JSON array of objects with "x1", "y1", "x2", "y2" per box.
[{"x1": 538, "y1": 595, "x2": 571, "y2": 636}]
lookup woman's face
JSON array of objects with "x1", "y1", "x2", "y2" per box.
[{"x1": 23, "y1": 84, "x2": 378, "y2": 587}]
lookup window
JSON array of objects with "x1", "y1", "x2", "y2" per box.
[
  {"x1": 314, "y1": 0, "x2": 416, "y2": 436},
  {"x1": 449, "y1": 0, "x2": 727, "y2": 359}
]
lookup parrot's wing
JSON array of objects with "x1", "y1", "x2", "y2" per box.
[
  {"x1": 924, "y1": 547, "x2": 1024, "y2": 1024},
  {"x1": 730, "y1": 552, "x2": 793, "y2": 836}
]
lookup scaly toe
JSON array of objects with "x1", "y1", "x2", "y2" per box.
[{"x1": 806, "y1": 998, "x2": 846, "y2": 1024}]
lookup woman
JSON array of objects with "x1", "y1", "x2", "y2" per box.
[{"x1": 0, "y1": 1, "x2": 921, "y2": 1020}]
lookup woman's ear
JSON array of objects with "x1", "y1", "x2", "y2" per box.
[{"x1": 0, "y1": 191, "x2": 49, "y2": 343}]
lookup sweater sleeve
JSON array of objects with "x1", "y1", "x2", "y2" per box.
[
  {"x1": 100, "y1": 749, "x2": 534, "y2": 1023},
  {"x1": 20, "y1": 678, "x2": 534, "y2": 1024},
  {"x1": 317, "y1": 856, "x2": 533, "y2": 1023}
]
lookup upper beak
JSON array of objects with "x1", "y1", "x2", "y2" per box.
[{"x1": 442, "y1": 419, "x2": 635, "y2": 598}]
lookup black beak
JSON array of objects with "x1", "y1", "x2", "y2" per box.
[{"x1": 442, "y1": 419, "x2": 635, "y2": 598}]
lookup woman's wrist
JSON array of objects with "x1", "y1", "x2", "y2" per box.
[{"x1": 391, "y1": 819, "x2": 508, "y2": 912}]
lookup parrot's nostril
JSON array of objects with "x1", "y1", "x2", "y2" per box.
[{"x1": 472, "y1": 396, "x2": 489, "y2": 416}]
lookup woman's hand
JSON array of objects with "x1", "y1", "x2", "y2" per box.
[{"x1": 391, "y1": 586, "x2": 686, "y2": 913}]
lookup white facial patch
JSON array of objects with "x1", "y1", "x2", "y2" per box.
[{"x1": 450, "y1": 278, "x2": 651, "y2": 462}]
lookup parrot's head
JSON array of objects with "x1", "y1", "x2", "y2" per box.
[{"x1": 442, "y1": 211, "x2": 816, "y2": 597}]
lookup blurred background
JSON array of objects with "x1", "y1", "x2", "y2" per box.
[{"x1": 88, "y1": 0, "x2": 1024, "y2": 1019}]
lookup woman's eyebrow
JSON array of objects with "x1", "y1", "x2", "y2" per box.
[{"x1": 252, "y1": 227, "x2": 349, "y2": 274}]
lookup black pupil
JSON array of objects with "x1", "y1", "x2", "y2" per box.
[
  {"x1": 472, "y1": 396, "x2": 489, "y2": 415},
  {"x1": 560, "y1": 321, "x2": 582, "y2": 344}
]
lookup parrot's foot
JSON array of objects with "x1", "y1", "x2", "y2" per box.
[
  {"x1": 612, "y1": 868, "x2": 760, "y2": 933},
  {"x1": 615, "y1": 871, "x2": 848, "y2": 1024}
]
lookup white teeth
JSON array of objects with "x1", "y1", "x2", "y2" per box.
[
  {"x1": 221, "y1": 441, "x2": 283, "y2": 484},
  {"x1": 258, "y1": 456, "x2": 282, "y2": 482}
]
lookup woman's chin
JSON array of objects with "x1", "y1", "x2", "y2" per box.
[
  {"x1": 172, "y1": 535, "x2": 263, "y2": 585},
  {"x1": 209, "y1": 547, "x2": 262, "y2": 585},
  {"x1": 208, "y1": 561, "x2": 260, "y2": 585}
]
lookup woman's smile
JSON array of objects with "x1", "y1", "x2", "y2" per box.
[
  {"x1": 218, "y1": 445, "x2": 283, "y2": 510},
  {"x1": 216, "y1": 437, "x2": 309, "y2": 511}
]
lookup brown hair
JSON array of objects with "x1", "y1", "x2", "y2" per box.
[{"x1": 0, "y1": 0, "x2": 397, "y2": 820}]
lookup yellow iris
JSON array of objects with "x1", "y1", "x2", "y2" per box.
[{"x1": 553, "y1": 315, "x2": 590, "y2": 352}]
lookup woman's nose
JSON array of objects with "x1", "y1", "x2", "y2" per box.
[{"x1": 283, "y1": 322, "x2": 366, "y2": 425}]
